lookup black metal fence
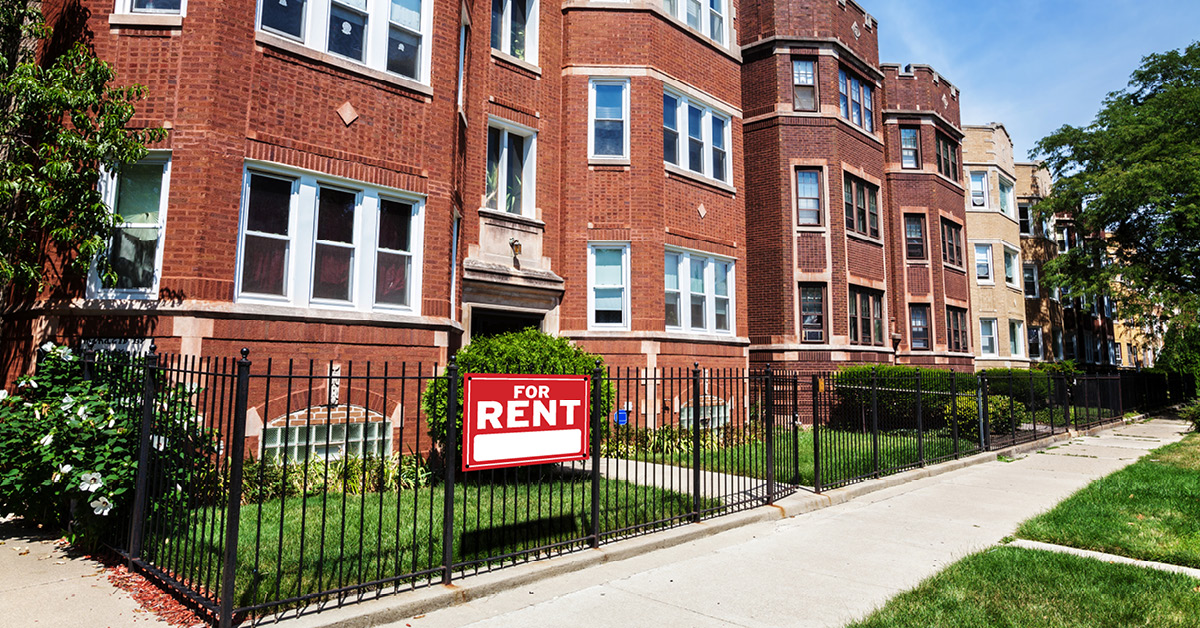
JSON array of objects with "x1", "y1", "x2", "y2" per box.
[
  {"x1": 811, "y1": 368, "x2": 1197, "y2": 491},
  {"x1": 91, "y1": 351, "x2": 801, "y2": 627}
]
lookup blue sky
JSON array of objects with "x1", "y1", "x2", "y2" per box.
[{"x1": 869, "y1": 0, "x2": 1200, "y2": 161}]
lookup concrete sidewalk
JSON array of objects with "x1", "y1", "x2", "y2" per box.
[
  {"x1": 0, "y1": 517, "x2": 166, "y2": 627},
  {"x1": 379, "y1": 418, "x2": 1190, "y2": 628}
]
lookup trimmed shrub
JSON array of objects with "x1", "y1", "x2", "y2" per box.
[
  {"x1": 985, "y1": 394, "x2": 1033, "y2": 435},
  {"x1": 831, "y1": 365, "x2": 978, "y2": 432},
  {"x1": 422, "y1": 329, "x2": 615, "y2": 461},
  {"x1": 979, "y1": 369, "x2": 1056, "y2": 410}
]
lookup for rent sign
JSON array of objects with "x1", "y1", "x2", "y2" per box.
[{"x1": 461, "y1": 374, "x2": 591, "y2": 471}]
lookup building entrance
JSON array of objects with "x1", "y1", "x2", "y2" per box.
[{"x1": 469, "y1": 308, "x2": 544, "y2": 339}]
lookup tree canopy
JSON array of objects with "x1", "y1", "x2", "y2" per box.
[
  {"x1": 1032, "y1": 42, "x2": 1200, "y2": 329},
  {"x1": 0, "y1": 1, "x2": 163, "y2": 292}
]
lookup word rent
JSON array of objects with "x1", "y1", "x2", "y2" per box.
[{"x1": 475, "y1": 386, "x2": 582, "y2": 429}]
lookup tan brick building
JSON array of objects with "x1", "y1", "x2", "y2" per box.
[
  {"x1": 962, "y1": 124, "x2": 1028, "y2": 369},
  {"x1": 1016, "y1": 161, "x2": 1061, "y2": 363}
]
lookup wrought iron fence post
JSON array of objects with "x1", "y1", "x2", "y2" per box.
[
  {"x1": 1008, "y1": 371, "x2": 1016, "y2": 441},
  {"x1": 127, "y1": 345, "x2": 158, "y2": 565},
  {"x1": 764, "y1": 364, "x2": 776, "y2": 504},
  {"x1": 979, "y1": 374, "x2": 990, "y2": 451},
  {"x1": 1028, "y1": 370, "x2": 1036, "y2": 434},
  {"x1": 812, "y1": 374, "x2": 822, "y2": 493},
  {"x1": 792, "y1": 372, "x2": 800, "y2": 486},
  {"x1": 590, "y1": 360, "x2": 603, "y2": 549},
  {"x1": 950, "y1": 370, "x2": 960, "y2": 459},
  {"x1": 916, "y1": 370, "x2": 924, "y2": 467},
  {"x1": 1116, "y1": 374, "x2": 1124, "y2": 419},
  {"x1": 442, "y1": 357, "x2": 459, "y2": 586},
  {"x1": 219, "y1": 349, "x2": 251, "y2": 628},
  {"x1": 81, "y1": 350, "x2": 94, "y2": 382},
  {"x1": 870, "y1": 367, "x2": 880, "y2": 478},
  {"x1": 1063, "y1": 376, "x2": 1073, "y2": 430},
  {"x1": 691, "y1": 363, "x2": 702, "y2": 523}
]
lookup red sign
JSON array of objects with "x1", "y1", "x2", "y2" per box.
[{"x1": 461, "y1": 374, "x2": 591, "y2": 472}]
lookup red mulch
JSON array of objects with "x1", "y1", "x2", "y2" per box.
[{"x1": 80, "y1": 544, "x2": 208, "y2": 627}]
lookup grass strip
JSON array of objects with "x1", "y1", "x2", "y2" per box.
[
  {"x1": 849, "y1": 546, "x2": 1200, "y2": 628},
  {"x1": 1017, "y1": 433, "x2": 1200, "y2": 568}
]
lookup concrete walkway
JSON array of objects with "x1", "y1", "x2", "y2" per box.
[
  {"x1": 0, "y1": 517, "x2": 166, "y2": 627},
  {"x1": 384, "y1": 418, "x2": 1191, "y2": 628}
]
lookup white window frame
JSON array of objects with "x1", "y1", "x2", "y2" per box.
[
  {"x1": 255, "y1": 0, "x2": 434, "y2": 84},
  {"x1": 1053, "y1": 328, "x2": 1064, "y2": 360},
  {"x1": 970, "y1": 171, "x2": 988, "y2": 208},
  {"x1": 663, "y1": 0, "x2": 726, "y2": 47},
  {"x1": 234, "y1": 161, "x2": 425, "y2": 314},
  {"x1": 1003, "y1": 246, "x2": 1019, "y2": 288},
  {"x1": 588, "y1": 78, "x2": 630, "y2": 160},
  {"x1": 587, "y1": 242, "x2": 631, "y2": 331},
  {"x1": 1029, "y1": 327, "x2": 1043, "y2": 360},
  {"x1": 116, "y1": 0, "x2": 186, "y2": 15},
  {"x1": 1115, "y1": 341, "x2": 1123, "y2": 365},
  {"x1": 974, "y1": 243, "x2": 993, "y2": 284},
  {"x1": 484, "y1": 116, "x2": 538, "y2": 216},
  {"x1": 456, "y1": 8, "x2": 469, "y2": 110},
  {"x1": 491, "y1": 0, "x2": 540, "y2": 64},
  {"x1": 1023, "y1": 262, "x2": 1039, "y2": 298},
  {"x1": 1009, "y1": 319, "x2": 1025, "y2": 357},
  {"x1": 662, "y1": 89, "x2": 733, "y2": 185},
  {"x1": 998, "y1": 177, "x2": 1016, "y2": 218},
  {"x1": 665, "y1": 246, "x2": 735, "y2": 336},
  {"x1": 980, "y1": 318, "x2": 998, "y2": 356},
  {"x1": 87, "y1": 152, "x2": 172, "y2": 300}
]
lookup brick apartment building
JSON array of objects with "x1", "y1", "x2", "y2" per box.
[
  {"x1": 741, "y1": 0, "x2": 971, "y2": 371},
  {"x1": 3, "y1": 0, "x2": 752, "y2": 384}
]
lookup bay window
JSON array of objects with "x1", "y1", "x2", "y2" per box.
[
  {"x1": 999, "y1": 177, "x2": 1015, "y2": 218},
  {"x1": 796, "y1": 169, "x2": 822, "y2": 226},
  {"x1": 665, "y1": 248, "x2": 734, "y2": 334},
  {"x1": 843, "y1": 175, "x2": 879, "y2": 238},
  {"x1": 970, "y1": 171, "x2": 987, "y2": 207},
  {"x1": 947, "y1": 307, "x2": 968, "y2": 353},
  {"x1": 485, "y1": 119, "x2": 536, "y2": 215},
  {"x1": 905, "y1": 214, "x2": 925, "y2": 259},
  {"x1": 663, "y1": 90, "x2": 733, "y2": 185},
  {"x1": 491, "y1": 0, "x2": 537, "y2": 63},
  {"x1": 236, "y1": 163, "x2": 424, "y2": 313},
  {"x1": 974, "y1": 244, "x2": 993, "y2": 282},
  {"x1": 936, "y1": 133, "x2": 958, "y2": 180},
  {"x1": 849, "y1": 286, "x2": 884, "y2": 346},
  {"x1": 663, "y1": 0, "x2": 726, "y2": 46},
  {"x1": 793, "y1": 59, "x2": 817, "y2": 111},
  {"x1": 257, "y1": 0, "x2": 432, "y2": 83},
  {"x1": 838, "y1": 68, "x2": 874, "y2": 132},
  {"x1": 1003, "y1": 247, "x2": 1018, "y2": 286},
  {"x1": 900, "y1": 127, "x2": 919, "y2": 168},
  {"x1": 941, "y1": 220, "x2": 964, "y2": 267}
]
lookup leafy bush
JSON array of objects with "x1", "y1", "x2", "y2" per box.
[
  {"x1": 980, "y1": 369, "x2": 1056, "y2": 410},
  {"x1": 1179, "y1": 403, "x2": 1200, "y2": 433},
  {"x1": 600, "y1": 423, "x2": 763, "y2": 458},
  {"x1": 240, "y1": 454, "x2": 432, "y2": 503},
  {"x1": 1032, "y1": 360, "x2": 1081, "y2": 375},
  {"x1": 984, "y1": 394, "x2": 1033, "y2": 435},
  {"x1": 0, "y1": 344, "x2": 216, "y2": 548},
  {"x1": 946, "y1": 395, "x2": 983, "y2": 443},
  {"x1": 831, "y1": 366, "x2": 977, "y2": 432},
  {"x1": 422, "y1": 329, "x2": 615, "y2": 460}
]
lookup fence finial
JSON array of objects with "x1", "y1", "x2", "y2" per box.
[
  {"x1": 240, "y1": 347, "x2": 250, "y2": 359},
  {"x1": 149, "y1": 343, "x2": 157, "y2": 355}
]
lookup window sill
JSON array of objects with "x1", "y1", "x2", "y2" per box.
[
  {"x1": 491, "y1": 49, "x2": 542, "y2": 76},
  {"x1": 109, "y1": 13, "x2": 183, "y2": 28},
  {"x1": 589, "y1": 156, "x2": 631, "y2": 167},
  {"x1": 845, "y1": 230, "x2": 883, "y2": 246},
  {"x1": 479, "y1": 207, "x2": 546, "y2": 229},
  {"x1": 256, "y1": 31, "x2": 434, "y2": 97},
  {"x1": 795, "y1": 225, "x2": 826, "y2": 233},
  {"x1": 664, "y1": 162, "x2": 736, "y2": 194}
]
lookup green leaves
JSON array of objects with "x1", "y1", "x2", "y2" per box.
[
  {"x1": 1032, "y1": 43, "x2": 1200, "y2": 331},
  {"x1": 0, "y1": 5, "x2": 164, "y2": 289}
]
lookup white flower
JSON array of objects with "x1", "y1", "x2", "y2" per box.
[
  {"x1": 89, "y1": 496, "x2": 113, "y2": 516},
  {"x1": 0, "y1": 390, "x2": 8, "y2": 401},
  {"x1": 175, "y1": 484, "x2": 182, "y2": 492},
  {"x1": 60, "y1": 349, "x2": 75, "y2": 362},
  {"x1": 59, "y1": 464, "x2": 73, "y2": 474},
  {"x1": 60, "y1": 395, "x2": 76, "y2": 413},
  {"x1": 79, "y1": 472, "x2": 103, "y2": 492},
  {"x1": 77, "y1": 406, "x2": 89, "y2": 420},
  {"x1": 38, "y1": 433, "x2": 53, "y2": 447},
  {"x1": 51, "y1": 472, "x2": 61, "y2": 483},
  {"x1": 106, "y1": 419, "x2": 116, "y2": 429},
  {"x1": 17, "y1": 378, "x2": 37, "y2": 389},
  {"x1": 40, "y1": 341, "x2": 54, "y2": 352},
  {"x1": 151, "y1": 435, "x2": 166, "y2": 451}
]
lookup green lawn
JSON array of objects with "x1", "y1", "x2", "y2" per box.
[
  {"x1": 1017, "y1": 433, "x2": 1200, "y2": 568},
  {"x1": 145, "y1": 477, "x2": 709, "y2": 612},
  {"x1": 848, "y1": 546, "x2": 1200, "y2": 628},
  {"x1": 629, "y1": 428, "x2": 974, "y2": 488}
]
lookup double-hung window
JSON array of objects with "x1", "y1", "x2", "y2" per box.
[
  {"x1": 999, "y1": 177, "x2": 1015, "y2": 218},
  {"x1": 665, "y1": 249, "x2": 734, "y2": 334},
  {"x1": 800, "y1": 284, "x2": 825, "y2": 342},
  {"x1": 936, "y1": 133, "x2": 958, "y2": 180},
  {"x1": 1003, "y1": 247, "x2": 1018, "y2": 286},
  {"x1": 969, "y1": 171, "x2": 987, "y2": 207},
  {"x1": 1029, "y1": 327, "x2": 1043, "y2": 360},
  {"x1": 257, "y1": 0, "x2": 431, "y2": 83},
  {"x1": 1056, "y1": 224, "x2": 1071, "y2": 253},
  {"x1": 910, "y1": 305, "x2": 930, "y2": 350},
  {"x1": 663, "y1": 90, "x2": 732, "y2": 185},
  {"x1": 589, "y1": 79, "x2": 629, "y2": 160},
  {"x1": 974, "y1": 244, "x2": 993, "y2": 283},
  {"x1": 792, "y1": 59, "x2": 817, "y2": 111},
  {"x1": 947, "y1": 307, "x2": 968, "y2": 353},
  {"x1": 663, "y1": 0, "x2": 725, "y2": 46},
  {"x1": 941, "y1": 220, "x2": 964, "y2": 267},
  {"x1": 838, "y1": 69, "x2": 874, "y2": 132},
  {"x1": 491, "y1": 0, "x2": 536, "y2": 63},
  {"x1": 843, "y1": 176, "x2": 879, "y2": 238},
  {"x1": 796, "y1": 169, "x2": 822, "y2": 226},
  {"x1": 1023, "y1": 263, "x2": 1039, "y2": 297},
  {"x1": 980, "y1": 318, "x2": 997, "y2": 356},
  {"x1": 905, "y1": 214, "x2": 925, "y2": 259},
  {"x1": 900, "y1": 127, "x2": 920, "y2": 168},
  {"x1": 1054, "y1": 329, "x2": 1065, "y2": 360},
  {"x1": 88, "y1": 153, "x2": 171, "y2": 299},
  {"x1": 1018, "y1": 204, "x2": 1032, "y2": 235},
  {"x1": 1009, "y1": 320, "x2": 1025, "y2": 357},
  {"x1": 236, "y1": 164, "x2": 424, "y2": 313},
  {"x1": 848, "y1": 286, "x2": 884, "y2": 346},
  {"x1": 117, "y1": 0, "x2": 184, "y2": 14},
  {"x1": 589, "y1": 243, "x2": 629, "y2": 329},
  {"x1": 485, "y1": 119, "x2": 536, "y2": 215}
]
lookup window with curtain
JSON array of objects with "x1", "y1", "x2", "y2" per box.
[{"x1": 89, "y1": 155, "x2": 171, "y2": 299}]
